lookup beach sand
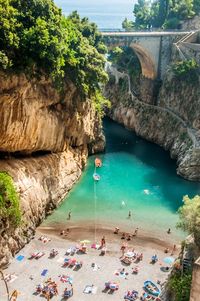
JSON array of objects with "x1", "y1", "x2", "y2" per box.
[{"x1": 0, "y1": 225, "x2": 180, "y2": 301}]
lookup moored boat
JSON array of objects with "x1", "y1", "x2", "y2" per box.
[
  {"x1": 144, "y1": 280, "x2": 160, "y2": 296},
  {"x1": 93, "y1": 173, "x2": 100, "y2": 181},
  {"x1": 95, "y1": 157, "x2": 102, "y2": 167}
]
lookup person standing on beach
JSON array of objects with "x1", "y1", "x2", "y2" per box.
[
  {"x1": 128, "y1": 211, "x2": 131, "y2": 218},
  {"x1": 101, "y1": 236, "x2": 106, "y2": 248},
  {"x1": 133, "y1": 227, "x2": 139, "y2": 236},
  {"x1": 120, "y1": 243, "x2": 126, "y2": 256},
  {"x1": 171, "y1": 244, "x2": 176, "y2": 255}
]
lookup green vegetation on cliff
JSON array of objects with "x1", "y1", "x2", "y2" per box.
[
  {"x1": 0, "y1": 0, "x2": 108, "y2": 104},
  {"x1": 172, "y1": 59, "x2": 199, "y2": 83},
  {"x1": 177, "y1": 195, "x2": 200, "y2": 248},
  {"x1": 122, "y1": 0, "x2": 200, "y2": 30},
  {"x1": 0, "y1": 172, "x2": 21, "y2": 227},
  {"x1": 108, "y1": 46, "x2": 142, "y2": 94},
  {"x1": 168, "y1": 271, "x2": 192, "y2": 301}
]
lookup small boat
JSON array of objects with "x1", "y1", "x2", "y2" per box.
[
  {"x1": 95, "y1": 158, "x2": 102, "y2": 167},
  {"x1": 144, "y1": 280, "x2": 160, "y2": 296},
  {"x1": 93, "y1": 173, "x2": 100, "y2": 181}
]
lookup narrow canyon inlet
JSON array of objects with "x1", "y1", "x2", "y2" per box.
[
  {"x1": 42, "y1": 118, "x2": 200, "y2": 242},
  {"x1": 1, "y1": 0, "x2": 200, "y2": 300}
]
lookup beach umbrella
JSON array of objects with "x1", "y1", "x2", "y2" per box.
[
  {"x1": 125, "y1": 251, "x2": 135, "y2": 258},
  {"x1": 163, "y1": 257, "x2": 175, "y2": 265}
]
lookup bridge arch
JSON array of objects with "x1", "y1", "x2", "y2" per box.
[
  {"x1": 106, "y1": 41, "x2": 157, "y2": 80},
  {"x1": 129, "y1": 43, "x2": 157, "y2": 80}
]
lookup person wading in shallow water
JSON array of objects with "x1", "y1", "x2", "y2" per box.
[{"x1": 67, "y1": 210, "x2": 72, "y2": 220}]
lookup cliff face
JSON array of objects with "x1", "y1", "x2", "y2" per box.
[
  {"x1": 0, "y1": 72, "x2": 105, "y2": 267},
  {"x1": 105, "y1": 68, "x2": 200, "y2": 181},
  {"x1": 0, "y1": 72, "x2": 104, "y2": 153},
  {"x1": 158, "y1": 72, "x2": 200, "y2": 130}
]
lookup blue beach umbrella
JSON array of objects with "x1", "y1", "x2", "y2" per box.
[{"x1": 163, "y1": 257, "x2": 175, "y2": 265}]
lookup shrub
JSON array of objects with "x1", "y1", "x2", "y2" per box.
[
  {"x1": 177, "y1": 195, "x2": 200, "y2": 248},
  {"x1": 168, "y1": 271, "x2": 192, "y2": 301},
  {"x1": 172, "y1": 59, "x2": 199, "y2": 83},
  {"x1": 0, "y1": 172, "x2": 21, "y2": 227}
]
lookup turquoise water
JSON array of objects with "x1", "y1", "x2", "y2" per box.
[
  {"x1": 44, "y1": 118, "x2": 200, "y2": 240},
  {"x1": 54, "y1": 0, "x2": 135, "y2": 29}
]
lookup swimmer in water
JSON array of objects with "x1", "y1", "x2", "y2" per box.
[{"x1": 121, "y1": 201, "x2": 126, "y2": 207}]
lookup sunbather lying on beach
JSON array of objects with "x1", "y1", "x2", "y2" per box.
[
  {"x1": 38, "y1": 236, "x2": 51, "y2": 243},
  {"x1": 50, "y1": 249, "x2": 58, "y2": 257},
  {"x1": 114, "y1": 227, "x2": 119, "y2": 234}
]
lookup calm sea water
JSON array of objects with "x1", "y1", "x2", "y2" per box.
[
  {"x1": 54, "y1": 0, "x2": 135, "y2": 29},
  {"x1": 44, "y1": 118, "x2": 200, "y2": 241}
]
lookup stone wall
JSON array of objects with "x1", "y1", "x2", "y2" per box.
[{"x1": 190, "y1": 257, "x2": 200, "y2": 301}]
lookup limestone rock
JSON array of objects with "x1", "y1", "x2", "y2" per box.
[
  {"x1": 105, "y1": 69, "x2": 200, "y2": 181},
  {"x1": 0, "y1": 71, "x2": 105, "y2": 267}
]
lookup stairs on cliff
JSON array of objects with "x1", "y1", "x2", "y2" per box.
[{"x1": 173, "y1": 30, "x2": 200, "y2": 64}]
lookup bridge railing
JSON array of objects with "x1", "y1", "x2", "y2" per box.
[{"x1": 99, "y1": 28, "x2": 193, "y2": 33}]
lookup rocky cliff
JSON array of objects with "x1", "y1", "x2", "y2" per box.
[
  {"x1": 0, "y1": 72, "x2": 105, "y2": 267},
  {"x1": 105, "y1": 66, "x2": 200, "y2": 181}
]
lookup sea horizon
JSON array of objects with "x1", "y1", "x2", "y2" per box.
[{"x1": 55, "y1": 0, "x2": 136, "y2": 29}]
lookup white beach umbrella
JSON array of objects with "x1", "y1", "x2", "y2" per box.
[{"x1": 124, "y1": 251, "x2": 135, "y2": 258}]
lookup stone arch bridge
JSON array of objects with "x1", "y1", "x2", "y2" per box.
[{"x1": 102, "y1": 31, "x2": 191, "y2": 80}]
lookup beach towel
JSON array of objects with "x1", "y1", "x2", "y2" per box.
[
  {"x1": 16, "y1": 255, "x2": 24, "y2": 262},
  {"x1": 4, "y1": 274, "x2": 18, "y2": 283},
  {"x1": 41, "y1": 269, "x2": 48, "y2": 276}
]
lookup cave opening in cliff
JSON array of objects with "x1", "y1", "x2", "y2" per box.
[{"x1": 0, "y1": 150, "x2": 52, "y2": 160}]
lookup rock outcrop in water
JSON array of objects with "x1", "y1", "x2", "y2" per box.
[
  {"x1": 105, "y1": 65, "x2": 200, "y2": 181},
  {"x1": 0, "y1": 72, "x2": 105, "y2": 267}
]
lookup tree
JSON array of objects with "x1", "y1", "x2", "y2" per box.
[
  {"x1": 132, "y1": 0, "x2": 198, "y2": 30},
  {"x1": 167, "y1": 0, "x2": 194, "y2": 20},
  {"x1": 0, "y1": 0, "x2": 108, "y2": 107},
  {"x1": 133, "y1": 0, "x2": 151, "y2": 29},
  {"x1": 193, "y1": 0, "x2": 200, "y2": 13},
  {"x1": 177, "y1": 195, "x2": 200, "y2": 248},
  {"x1": 122, "y1": 18, "x2": 134, "y2": 31}
]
